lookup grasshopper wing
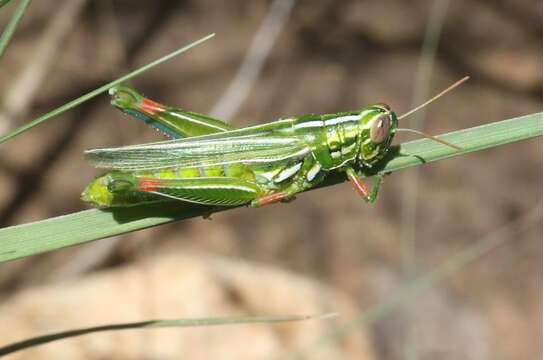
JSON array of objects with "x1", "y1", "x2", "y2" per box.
[{"x1": 85, "y1": 126, "x2": 310, "y2": 171}]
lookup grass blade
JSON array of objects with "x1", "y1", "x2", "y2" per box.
[
  {"x1": 0, "y1": 0, "x2": 31, "y2": 59},
  {"x1": 0, "y1": 33, "x2": 215, "y2": 144},
  {"x1": 0, "y1": 112, "x2": 542, "y2": 263},
  {"x1": 0, "y1": 313, "x2": 327, "y2": 357},
  {"x1": 0, "y1": 0, "x2": 15, "y2": 8}
]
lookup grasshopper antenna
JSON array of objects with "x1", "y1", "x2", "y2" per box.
[
  {"x1": 398, "y1": 76, "x2": 470, "y2": 120},
  {"x1": 395, "y1": 128, "x2": 462, "y2": 150},
  {"x1": 396, "y1": 76, "x2": 469, "y2": 151}
]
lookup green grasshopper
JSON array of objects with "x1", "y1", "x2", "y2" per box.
[{"x1": 82, "y1": 79, "x2": 465, "y2": 208}]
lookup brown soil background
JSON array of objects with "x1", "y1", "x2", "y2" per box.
[{"x1": 1, "y1": 0, "x2": 543, "y2": 359}]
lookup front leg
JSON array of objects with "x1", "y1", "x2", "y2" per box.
[{"x1": 346, "y1": 167, "x2": 386, "y2": 204}]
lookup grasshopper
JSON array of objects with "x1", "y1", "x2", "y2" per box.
[{"x1": 82, "y1": 79, "x2": 465, "y2": 208}]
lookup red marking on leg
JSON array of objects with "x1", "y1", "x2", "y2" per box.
[
  {"x1": 255, "y1": 192, "x2": 289, "y2": 207},
  {"x1": 141, "y1": 98, "x2": 165, "y2": 116},
  {"x1": 347, "y1": 172, "x2": 369, "y2": 198},
  {"x1": 138, "y1": 178, "x2": 163, "y2": 192}
]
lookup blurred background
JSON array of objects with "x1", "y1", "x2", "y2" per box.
[{"x1": 1, "y1": 0, "x2": 543, "y2": 359}]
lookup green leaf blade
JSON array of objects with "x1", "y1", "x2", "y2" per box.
[
  {"x1": 1, "y1": 112, "x2": 542, "y2": 263},
  {"x1": 385, "y1": 112, "x2": 543, "y2": 173}
]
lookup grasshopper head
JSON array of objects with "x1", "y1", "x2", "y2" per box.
[{"x1": 357, "y1": 104, "x2": 398, "y2": 165}]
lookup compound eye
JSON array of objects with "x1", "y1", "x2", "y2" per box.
[{"x1": 370, "y1": 114, "x2": 391, "y2": 144}]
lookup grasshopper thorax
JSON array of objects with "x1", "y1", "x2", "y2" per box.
[{"x1": 356, "y1": 104, "x2": 398, "y2": 166}]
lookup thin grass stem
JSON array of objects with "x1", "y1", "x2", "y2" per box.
[
  {"x1": 0, "y1": 33, "x2": 215, "y2": 144},
  {"x1": 0, "y1": 0, "x2": 32, "y2": 59}
]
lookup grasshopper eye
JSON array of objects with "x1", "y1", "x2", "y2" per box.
[{"x1": 370, "y1": 114, "x2": 391, "y2": 144}]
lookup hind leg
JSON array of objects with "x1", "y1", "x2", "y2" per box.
[
  {"x1": 110, "y1": 85, "x2": 235, "y2": 139},
  {"x1": 135, "y1": 176, "x2": 264, "y2": 206}
]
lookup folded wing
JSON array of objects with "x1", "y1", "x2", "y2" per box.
[{"x1": 85, "y1": 127, "x2": 309, "y2": 171}]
